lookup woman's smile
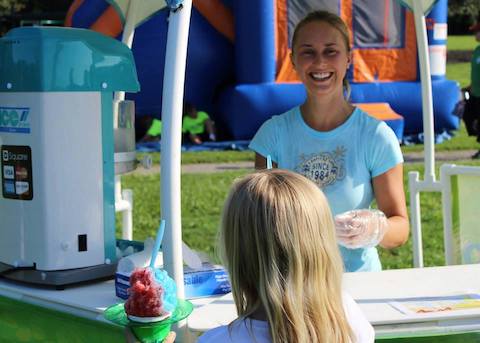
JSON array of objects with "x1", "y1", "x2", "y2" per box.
[{"x1": 310, "y1": 71, "x2": 334, "y2": 82}]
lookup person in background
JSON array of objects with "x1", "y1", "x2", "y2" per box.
[
  {"x1": 182, "y1": 102, "x2": 216, "y2": 145},
  {"x1": 249, "y1": 10, "x2": 409, "y2": 272},
  {"x1": 463, "y1": 20, "x2": 480, "y2": 159},
  {"x1": 140, "y1": 118, "x2": 162, "y2": 142},
  {"x1": 198, "y1": 170, "x2": 374, "y2": 343}
]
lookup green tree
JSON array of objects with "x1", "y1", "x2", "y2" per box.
[
  {"x1": 0, "y1": 0, "x2": 28, "y2": 14},
  {"x1": 448, "y1": 0, "x2": 480, "y2": 34},
  {"x1": 449, "y1": 0, "x2": 480, "y2": 23}
]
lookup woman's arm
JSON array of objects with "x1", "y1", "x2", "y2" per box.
[
  {"x1": 372, "y1": 163, "x2": 409, "y2": 249},
  {"x1": 254, "y1": 153, "x2": 278, "y2": 169}
]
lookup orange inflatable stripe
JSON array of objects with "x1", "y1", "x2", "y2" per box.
[
  {"x1": 354, "y1": 102, "x2": 403, "y2": 120},
  {"x1": 90, "y1": 5, "x2": 123, "y2": 37},
  {"x1": 352, "y1": 11, "x2": 417, "y2": 82},
  {"x1": 193, "y1": 0, "x2": 235, "y2": 42},
  {"x1": 341, "y1": 0, "x2": 353, "y2": 46},
  {"x1": 275, "y1": 0, "x2": 291, "y2": 80},
  {"x1": 64, "y1": 0, "x2": 84, "y2": 27}
]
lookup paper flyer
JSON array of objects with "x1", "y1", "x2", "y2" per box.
[{"x1": 389, "y1": 294, "x2": 480, "y2": 315}]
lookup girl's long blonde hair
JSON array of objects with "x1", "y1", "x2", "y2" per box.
[{"x1": 219, "y1": 169, "x2": 354, "y2": 343}]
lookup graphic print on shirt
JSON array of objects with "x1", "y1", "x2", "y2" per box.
[{"x1": 295, "y1": 146, "x2": 346, "y2": 188}]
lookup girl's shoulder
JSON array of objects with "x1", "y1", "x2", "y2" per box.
[
  {"x1": 342, "y1": 292, "x2": 376, "y2": 343},
  {"x1": 197, "y1": 318, "x2": 270, "y2": 343},
  {"x1": 197, "y1": 325, "x2": 231, "y2": 342}
]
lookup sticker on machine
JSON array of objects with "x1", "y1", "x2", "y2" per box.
[
  {"x1": 1, "y1": 145, "x2": 33, "y2": 200},
  {"x1": 3, "y1": 165, "x2": 14, "y2": 179},
  {"x1": 15, "y1": 181, "x2": 29, "y2": 195},
  {"x1": 0, "y1": 107, "x2": 31, "y2": 134}
]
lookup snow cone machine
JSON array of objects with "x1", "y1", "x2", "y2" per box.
[{"x1": 0, "y1": 27, "x2": 139, "y2": 286}]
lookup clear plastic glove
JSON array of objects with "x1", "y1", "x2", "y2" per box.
[{"x1": 335, "y1": 209, "x2": 388, "y2": 249}]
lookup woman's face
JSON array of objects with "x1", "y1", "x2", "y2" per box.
[{"x1": 291, "y1": 21, "x2": 350, "y2": 99}]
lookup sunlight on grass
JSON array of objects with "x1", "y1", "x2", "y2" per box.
[
  {"x1": 446, "y1": 62, "x2": 470, "y2": 88},
  {"x1": 447, "y1": 35, "x2": 477, "y2": 51},
  {"x1": 118, "y1": 160, "x2": 480, "y2": 269}
]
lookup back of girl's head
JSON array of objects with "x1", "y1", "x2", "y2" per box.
[{"x1": 219, "y1": 169, "x2": 353, "y2": 343}]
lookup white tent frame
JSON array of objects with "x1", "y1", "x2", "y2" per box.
[{"x1": 119, "y1": 0, "x2": 460, "y2": 297}]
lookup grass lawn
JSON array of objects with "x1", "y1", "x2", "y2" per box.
[
  {"x1": 117, "y1": 160, "x2": 480, "y2": 270},
  {"x1": 445, "y1": 62, "x2": 470, "y2": 88},
  {"x1": 447, "y1": 35, "x2": 477, "y2": 51}
]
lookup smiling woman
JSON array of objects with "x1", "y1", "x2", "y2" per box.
[{"x1": 249, "y1": 10, "x2": 409, "y2": 273}]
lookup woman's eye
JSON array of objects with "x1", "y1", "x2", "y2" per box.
[
  {"x1": 325, "y1": 50, "x2": 338, "y2": 56},
  {"x1": 301, "y1": 50, "x2": 314, "y2": 56}
]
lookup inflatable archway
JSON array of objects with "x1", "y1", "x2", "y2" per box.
[{"x1": 67, "y1": 0, "x2": 459, "y2": 140}]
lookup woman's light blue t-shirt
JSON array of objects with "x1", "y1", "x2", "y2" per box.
[{"x1": 249, "y1": 106, "x2": 403, "y2": 272}]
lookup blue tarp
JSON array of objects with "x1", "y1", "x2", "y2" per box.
[{"x1": 136, "y1": 140, "x2": 251, "y2": 152}]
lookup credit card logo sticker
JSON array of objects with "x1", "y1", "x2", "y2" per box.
[
  {"x1": 3, "y1": 165, "x2": 14, "y2": 179},
  {"x1": 15, "y1": 166, "x2": 28, "y2": 180},
  {"x1": 0, "y1": 107, "x2": 30, "y2": 133},
  {"x1": 15, "y1": 181, "x2": 29, "y2": 195},
  {"x1": 4, "y1": 180, "x2": 15, "y2": 194}
]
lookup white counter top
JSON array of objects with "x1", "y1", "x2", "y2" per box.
[
  {"x1": 1, "y1": 264, "x2": 479, "y2": 340},
  {"x1": 187, "y1": 264, "x2": 480, "y2": 338}
]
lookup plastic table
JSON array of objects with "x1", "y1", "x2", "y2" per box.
[
  {"x1": 1, "y1": 264, "x2": 479, "y2": 342},
  {"x1": 187, "y1": 264, "x2": 480, "y2": 342}
]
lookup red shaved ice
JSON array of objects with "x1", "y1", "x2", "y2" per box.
[{"x1": 124, "y1": 267, "x2": 165, "y2": 317}]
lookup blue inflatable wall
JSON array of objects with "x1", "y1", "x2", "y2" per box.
[{"x1": 71, "y1": 0, "x2": 459, "y2": 141}]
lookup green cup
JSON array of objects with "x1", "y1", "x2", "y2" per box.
[
  {"x1": 130, "y1": 321, "x2": 171, "y2": 343},
  {"x1": 104, "y1": 299, "x2": 193, "y2": 343}
]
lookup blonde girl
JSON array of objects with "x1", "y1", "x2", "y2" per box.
[{"x1": 198, "y1": 169, "x2": 374, "y2": 343}]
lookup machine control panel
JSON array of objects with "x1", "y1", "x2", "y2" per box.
[{"x1": 1, "y1": 145, "x2": 33, "y2": 200}]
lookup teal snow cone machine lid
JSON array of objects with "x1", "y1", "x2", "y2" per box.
[{"x1": 0, "y1": 26, "x2": 140, "y2": 92}]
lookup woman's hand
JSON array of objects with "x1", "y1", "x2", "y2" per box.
[{"x1": 335, "y1": 209, "x2": 389, "y2": 249}]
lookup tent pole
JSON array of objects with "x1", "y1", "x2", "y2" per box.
[
  {"x1": 115, "y1": 0, "x2": 139, "y2": 102},
  {"x1": 412, "y1": 0, "x2": 436, "y2": 183},
  {"x1": 161, "y1": 0, "x2": 192, "y2": 301}
]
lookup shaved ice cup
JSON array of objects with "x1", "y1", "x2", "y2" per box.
[
  {"x1": 131, "y1": 321, "x2": 171, "y2": 343},
  {"x1": 104, "y1": 299, "x2": 193, "y2": 343}
]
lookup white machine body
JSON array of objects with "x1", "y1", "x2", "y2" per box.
[{"x1": 0, "y1": 92, "x2": 106, "y2": 271}]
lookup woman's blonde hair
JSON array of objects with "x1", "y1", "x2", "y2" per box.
[
  {"x1": 219, "y1": 169, "x2": 353, "y2": 343},
  {"x1": 291, "y1": 10, "x2": 352, "y2": 100}
]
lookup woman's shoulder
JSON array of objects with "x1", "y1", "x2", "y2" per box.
[
  {"x1": 267, "y1": 106, "x2": 298, "y2": 125},
  {"x1": 353, "y1": 107, "x2": 396, "y2": 136},
  {"x1": 353, "y1": 107, "x2": 383, "y2": 126}
]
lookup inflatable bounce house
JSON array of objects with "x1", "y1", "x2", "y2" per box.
[{"x1": 66, "y1": 0, "x2": 459, "y2": 141}]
